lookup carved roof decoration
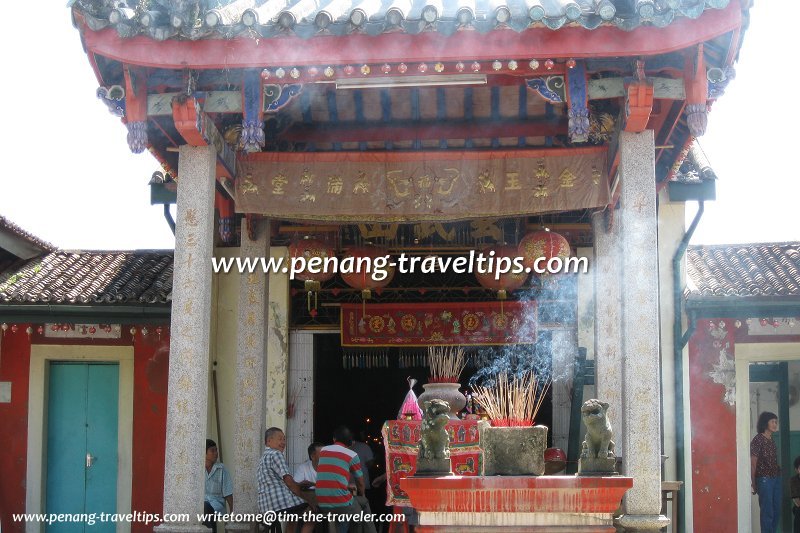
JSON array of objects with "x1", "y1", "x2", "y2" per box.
[
  {"x1": 0, "y1": 251, "x2": 173, "y2": 305},
  {"x1": 686, "y1": 243, "x2": 800, "y2": 298},
  {"x1": 71, "y1": 0, "x2": 731, "y2": 40},
  {"x1": 672, "y1": 142, "x2": 717, "y2": 183}
]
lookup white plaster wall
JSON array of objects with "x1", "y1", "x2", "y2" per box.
[
  {"x1": 209, "y1": 247, "x2": 238, "y2": 469},
  {"x1": 286, "y1": 331, "x2": 314, "y2": 472}
]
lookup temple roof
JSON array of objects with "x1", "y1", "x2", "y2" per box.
[
  {"x1": 72, "y1": 0, "x2": 732, "y2": 40},
  {"x1": 0, "y1": 251, "x2": 173, "y2": 305},
  {"x1": 687, "y1": 242, "x2": 800, "y2": 299}
]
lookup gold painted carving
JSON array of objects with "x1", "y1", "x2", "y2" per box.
[
  {"x1": 387, "y1": 170, "x2": 410, "y2": 197},
  {"x1": 559, "y1": 168, "x2": 577, "y2": 188},
  {"x1": 470, "y1": 219, "x2": 502, "y2": 241},
  {"x1": 436, "y1": 169, "x2": 460, "y2": 195},
  {"x1": 415, "y1": 223, "x2": 456, "y2": 241},
  {"x1": 241, "y1": 173, "x2": 259, "y2": 195},
  {"x1": 353, "y1": 171, "x2": 370, "y2": 194},
  {"x1": 359, "y1": 224, "x2": 399, "y2": 240},
  {"x1": 477, "y1": 170, "x2": 496, "y2": 193}
]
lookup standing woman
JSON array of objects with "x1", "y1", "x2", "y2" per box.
[{"x1": 751, "y1": 411, "x2": 782, "y2": 532}]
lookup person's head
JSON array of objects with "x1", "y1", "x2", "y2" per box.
[
  {"x1": 333, "y1": 425, "x2": 353, "y2": 447},
  {"x1": 757, "y1": 412, "x2": 778, "y2": 434},
  {"x1": 265, "y1": 427, "x2": 286, "y2": 451},
  {"x1": 794, "y1": 455, "x2": 800, "y2": 473},
  {"x1": 308, "y1": 442, "x2": 324, "y2": 467},
  {"x1": 206, "y1": 439, "x2": 218, "y2": 464}
]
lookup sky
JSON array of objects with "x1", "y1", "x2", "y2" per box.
[{"x1": 0, "y1": 2, "x2": 796, "y2": 250}]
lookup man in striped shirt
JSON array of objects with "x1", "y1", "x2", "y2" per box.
[{"x1": 316, "y1": 426, "x2": 377, "y2": 533}]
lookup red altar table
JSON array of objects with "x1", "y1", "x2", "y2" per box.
[{"x1": 382, "y1": 419, "x2": 483, "y2": 506}]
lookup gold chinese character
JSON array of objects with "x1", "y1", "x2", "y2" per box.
[
  {"x1": 300, "y1": 168, "x2": 315, "y2": 188},
  {"x1": 184, "y1": 208, "x2": 198, "y2": 227},
  {"x1": 504, "y1": 172, "x2": 522, "y2": 191},
  {"x1": 183, "y1": 299, "x2": 194, "y2": 315},
  {"x1": 477, "y1": 170, "x2": 496, "y2": 193},
  {"x1": 416, "y1": 174, "x2": 432, "y2": 190},
  {"x1": 271, "y1": 173, "x2": 288, "y2": 195},
  {"x1": 591, "y1": 166, "x2": 601, "y2": 185},
  {"x1": 185, "y1": 233, "x2": 198, "y2": 247},
  {"x1": 353, "y1": 171, "x2": 370, "y2": 194},
  {"x1": 559, "y1": 168, "x2": 577, "y2": 188},
  {"x1": 248, "y1": 287, "x2": 260, "y2": 305},
  {"x1": 183, "y1": 252, "x2": 193, "y2": 270},
  {"x1": 299, "y1": 192, "x2": 316, "y2": 203},
  {"x1": 327, "y1": 175, "x2": 343, "y2": 194},
  {"x1": 246, "y1": 311, "x2": 257, "y2": 326}
]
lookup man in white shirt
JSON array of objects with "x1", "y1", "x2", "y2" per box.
[{"x1": 294, "y1": 442, "x2": 323, "y2": 489}]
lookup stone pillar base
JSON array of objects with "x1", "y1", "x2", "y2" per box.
[
  {"x1": 153, "y1": 525, "x2": 211, "y2": 533},
  {"x1": 615, "y1": 514, "x2": 670, "y2": 531}
]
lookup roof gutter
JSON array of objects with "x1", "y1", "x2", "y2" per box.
[
  {"x1": 0, "y1": 303, "x2": 170, "y2": 324},
  {"x1": 685, "y1": 297, "x2": 800, "y2": 319},
  {"x1": 673, "y1": 200, "x2": 704, "y2": 532}
]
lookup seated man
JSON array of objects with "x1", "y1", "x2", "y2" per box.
[
  {"x1": 294, "y1": 442, "x2": 324, "y2": 489},
  {"x1": 257, "y1": 427, "x2": 316, "y2": 533},
  {"x1": 204, "y1": 439, "x2": 233, "y2": 533},
  {"x1": 316, "y1": 426, "x2": 377, "y2": 533}
]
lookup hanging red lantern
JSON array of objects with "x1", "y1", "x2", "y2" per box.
[
  {"x1": 341, "y1": 246, "x2": 395, "y2": 300},
  {"x1": 475, "y1": 244, "x2": 529, "y2": 299},
  {"x1": 289, "y1": 237, "x2": 337, "y2": 314},
  {"x1": 518, "y1": 230, "x2": 571, "y2": 274}
]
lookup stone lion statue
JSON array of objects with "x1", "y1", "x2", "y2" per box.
[
  {"x1": 419, "y1": 399, "x2": 451, "y2": 461},
  {"x1": 580, "y1": 399, "x2": 614, "y2": 460}
]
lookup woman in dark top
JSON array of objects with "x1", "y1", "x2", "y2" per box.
[{"x1": 751, "y1": 411, "x2": 781, "y2": 532}]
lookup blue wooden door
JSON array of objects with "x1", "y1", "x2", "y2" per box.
[{"x1": 46, "y1": 363, "x2": 119, "y2": 532}]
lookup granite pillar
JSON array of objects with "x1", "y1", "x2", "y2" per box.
[
  {"x1": 591, "y1": 210, "x2": 623, "y2": 456},
  {"x1": 615, "y1": 131, "x2": 669, "y2": 531},
  {"x1": 551, "y1": 328, "x2": 578, "y2": 452},
  {"x1": 155, "y1": 145, "x2": 217, "y2": 533},
  {"x1": 226, "y1": 217, "x2": 270, "y2": 533},
  {"x1": 266, "y1": 247, "x2": 290, "y2": 432}
]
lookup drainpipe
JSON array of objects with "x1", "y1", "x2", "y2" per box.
[
  {"x1": 163, "y1": 204, "x2": 176, "y2": 235},
  {"x1": 673, "y1": 200, "x2": 704, "y2": 532}
]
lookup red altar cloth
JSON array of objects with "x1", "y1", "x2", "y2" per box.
[{"x1": 381, "y1": 419, "x2": 483, "y2": 506}]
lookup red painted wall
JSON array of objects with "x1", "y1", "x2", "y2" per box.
[
  {"x1": 0, "y1": 325, "x2": 32, "y2": 533},
  {"x1": 131, "y1": 333, "x2": 169, "y2": 533},
  {"x1": 0, "y1": 325, "x2": 169, "y2": 533},
  {"x1": 689, "y1": 318, "x2": 737, "y2": 532}
]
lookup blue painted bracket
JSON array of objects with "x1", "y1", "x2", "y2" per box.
[
  {"x1": 264, "y1": 84, "x2": 303, "y2": 113},
  {"x1": 241, "y1": 69, "x2": 265, "y2": 152},
  {"x1": 566, "y1": 61, "x2": 589, "y2": 143},
  {"x1": 526, "y1": 77, "x2": 565, "y2": 104}
]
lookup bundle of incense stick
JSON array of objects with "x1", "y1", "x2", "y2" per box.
[
  {"x1": 471, "y1": 371, "x2": 551, "y2": 427},
  {"x1": 427, "y1": 346, "x2": 467, "y2": 383}
]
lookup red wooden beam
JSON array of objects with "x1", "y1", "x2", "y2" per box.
[
  {"x1": 76, "y1": 3, "x2": 741, "y2": 70},
  {"x1": 280, "y1": 117, "x2": 567, "y2": 143}
]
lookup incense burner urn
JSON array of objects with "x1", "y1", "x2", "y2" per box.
[
  {"x1": 417, "y1": 382, "x2": 466, "y2": 419},
  {"x1": 478, "y1": 421, "x2": 548, "y2": 475}
]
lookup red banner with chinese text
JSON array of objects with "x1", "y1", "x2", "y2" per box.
[
  {"x1": 341, "y1": 301, "x2": 536, "y2": 347},
  {"x1": 382, "y1": 419, "x2": 482, "y2": 506}
]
